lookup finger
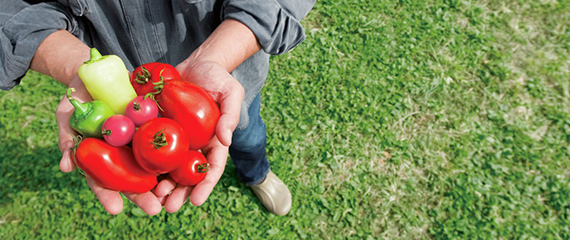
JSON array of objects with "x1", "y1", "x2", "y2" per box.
[
  {"x1": 216, "y1": 79, "x2": 244, "y2": 147},
  {"x1": 154, "y1": 177, "x2": 178, "y2": 197},
  {"x1": 85, "y1": 175, "x2": 123, "y2": 215},
  {"x1": 164, "y1": 186, "x2": 193, "y2": 213},
  {"x1": 124, "y1": 192, "x2": 163, "y2": 216},
  {"x1": 56, "y1": 96, "x2": 78, "y2": 173},
  {"x1": 190, "y1": 143, "x2": 228, "y2": 206},
  {"x1": 157, "y1": 196, "x2": 168, "y2": 206}
]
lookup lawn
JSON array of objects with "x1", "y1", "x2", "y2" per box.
[{"x1": 1, "y1": 0, "x2": 570, "y2": 239}]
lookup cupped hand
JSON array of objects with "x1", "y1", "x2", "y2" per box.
[
  {"x1": 56, "y1": 76, "x2": 163, "y2": 215},
  {"x1": 154, "y1": 59, "x2": 244, "y2": 212}
]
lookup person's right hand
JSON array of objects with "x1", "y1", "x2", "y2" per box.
[{"x1": 56, "y1": 76, "x2": 163, "y2": 215}]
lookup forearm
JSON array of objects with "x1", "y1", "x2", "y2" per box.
[
  {"x1": 183, "y1": 19, "x2": 261, "y2": 72},
  {"x1": 30, "y1": 30, "x2": 91, "y2": 87}
]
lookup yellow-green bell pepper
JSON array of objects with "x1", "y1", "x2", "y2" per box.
[{"x1": 78, "y1": 48, "x2": 137, "y2": 114}]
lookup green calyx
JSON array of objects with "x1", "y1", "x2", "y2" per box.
[
  {"x1": 70, "y1": 134, "x2": 85, "y2": 176},
  {"x1": 152, "y1": 129, "x2": 168, "y2": 149},
  {"x1": 197, "y1": 163, "x2": 210, "y2": 173},
  {"x1": 135, "y1": 67, "x2": 152, "y2": 84}
]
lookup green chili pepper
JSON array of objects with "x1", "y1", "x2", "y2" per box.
[
  {"x1": 67, "y1": 88, "x2": 115, "y2": 138},
  {"x1": 78, "y1": 48, "x2": 137, "y2": 114}
]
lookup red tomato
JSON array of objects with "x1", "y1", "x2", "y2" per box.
[
  {"x1": 169, "y1": 150, "x2": 209, "y2": 186},
  {"x1": 155, "y1": 80, "x2": 220, "y2": 150},
  {"x1": 74, "y1": 138, "x2": 157, "y2": 193},
  {"x1": 125, "y1": 95, "x2": 159, "y2": 127},
  {"x1": 102, "y1": 115, "x2": 136, "y2": 147},
  {"x1": 132, "y1": 117, "x2": 189, "y2": 174},
  {"x1": 130, "y1": 62, "x2": 181, "y2": 95}
]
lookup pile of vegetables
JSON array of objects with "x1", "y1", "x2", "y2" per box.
[{"x1": 69, "y1": 48, "x2": 219, "y2": 193}]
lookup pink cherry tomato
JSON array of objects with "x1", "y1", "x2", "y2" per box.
[
  {"x1": 102, "y1": 115, "x2": 136, "y2": 146},
  {"x1": 125, "y1": 95, "x2": 159, "y2": 127}
]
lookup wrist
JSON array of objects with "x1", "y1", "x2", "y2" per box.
[
  {"x1": 31, "y1": 30, "x2": 91, "y2": 86},
  {"x1": 184, "y1": 19, "x2": 261, "y2": 72}
]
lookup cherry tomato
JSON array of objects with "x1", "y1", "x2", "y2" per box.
[
  {"x1": 125, "y1": 95, "x2": 159, "y2": 127},
  {"x1": 130, "y1": 62, "x2": 181, "y2": 95},
  {"x1": 132, "y1": 117, "x2": 190, "y2": 174},
  {"x1": 101, "y1": 115, "x2": 136, "y2": 147},
  {"x1": 155, "y1": 80, "x2": 220, "y2": 150},
  {"x1": 169, "y1": 150, "x2": 209, "y2": 186},
  {"x1": 74, "y1": 138, "x2": 157, "y2": 193}
]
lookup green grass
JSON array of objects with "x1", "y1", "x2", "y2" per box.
[{"x1": 1, "y1": 0, "x2": 570, "y2": 239}]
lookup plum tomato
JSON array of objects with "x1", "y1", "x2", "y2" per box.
[
  {"x1": 74, "y1": 138, "x2": 157, "y2": 193},
  {"x1": 132, "y1": 117, "x2": 190, "y2": 174},
  {"x1": 154, "y1": 80, "x2": 220, "y2": 150},
  {"x1": 125, "y1": 95, "x2": 159, "y2": 127},
  {"x1": 102, "y1": 115, "x2": 136, "y2": 147},
  {"x1": 169, "y1": 150, "x2": 209, "y2": 186}
]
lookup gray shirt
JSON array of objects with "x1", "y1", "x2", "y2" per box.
[{"x1": 0, "y1": 0, "x2": 314, "y2": 129}]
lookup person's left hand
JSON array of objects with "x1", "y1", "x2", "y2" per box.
[{"x1": 153, "y1": 59, "x2": 244, "y2": 212}]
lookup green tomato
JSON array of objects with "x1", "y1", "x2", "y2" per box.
[{"x1": 67, "y1": 88, "x2": 115, "y2": 138}]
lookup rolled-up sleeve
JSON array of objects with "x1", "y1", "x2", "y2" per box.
[
  {"x1": 221, "y1": 0, "x2": 315, "y2": 55},
  {"x1": 0, "y1": 1, "x2": 77, "y2": 90}
]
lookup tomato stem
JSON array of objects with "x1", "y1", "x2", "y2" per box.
[
  {"x1": 135, "y1": 66, "x2": 151, "y2": 84},
  {"x1": 70, "y1": 134, "x2": 85, "y2": 176},
  {"x1": 102, "y1": 129, "x2": 112, "y2": 136},
  {"x1": 143, "y1": 77, "x2": 165, "y2": 112},
  {"x1": 197, "y1": 163, "x2": 210, "y2": 173},
  {"x1": 151, "y1": 129, "x2": 168, "y2": 149},
  {"x1": 133, "y1": 101, "x2": 141, "y2": 111}
]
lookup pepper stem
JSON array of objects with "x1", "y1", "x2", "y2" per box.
[
  {"x1": 89, "y1": 48, "x2": 102, "y2": 61},
  {"x1": 66, "y1": 88, "x2": 91, "y2": 116},
  {"x1": 151, "y1": 129, "x2": 168, "y2": 149}
]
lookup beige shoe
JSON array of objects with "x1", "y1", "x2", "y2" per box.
[{"x1": 250, "y1": 171, "x2": 292, "y2": 216}]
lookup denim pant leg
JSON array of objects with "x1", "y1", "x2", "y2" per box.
[{"x1": 229, "y1": 94, "x2": 271, "y2": 185}]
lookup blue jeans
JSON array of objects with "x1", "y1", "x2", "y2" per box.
[{"x1": 229, "y1": 94, "x2": 270, "y2": 185}]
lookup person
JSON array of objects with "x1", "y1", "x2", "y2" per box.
[{"x1": 0, "y1": 0, "x2": 315, "y2": 216}]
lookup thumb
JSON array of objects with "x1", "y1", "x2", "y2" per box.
[
  {"x1": 215, "y1": 78, "x2": 244, "y2": 147},
  {"x1": 56, "y1": 95, "x2": 78, "y2": 173}
]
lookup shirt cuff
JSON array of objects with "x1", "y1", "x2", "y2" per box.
[
  {"x1": 0, "y1": 2, "x2": 76, "y2": 90},
  {"x1": 221, "y1": 0, "x2": 314, "y2": 55}
]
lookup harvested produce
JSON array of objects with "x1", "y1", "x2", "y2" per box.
[
  {"x1": 67, "y1": 88, "x2": 115, "y2": 138},
  {"x1": 125, "y1": 95, "x2": 159, "y2": 127},
  {"x1": 169, "y1": 150, "x2": 209, "y2": 186},
  {"x1": 152, "y1": 80, "x2": 220, "y2": 150},
  {"x1": 74, "y1": 137, "x2": 157, "y2": 193},
  {"x1": 132, "y1": 117, "x2": 189, "y2": 174},
  {"x1": 102, "y1": 115, "x2": 136, "y2": 147},
  {"x1": 130, "y1": 62, "x2": 181, "y2": 96},
  {"x1": 78, "y1": 48, "x2": 137, "y2": 114}
]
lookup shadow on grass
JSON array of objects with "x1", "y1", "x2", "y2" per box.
[{"x1": 0, "y1": 139, "x2": 85, "y2": 206}]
